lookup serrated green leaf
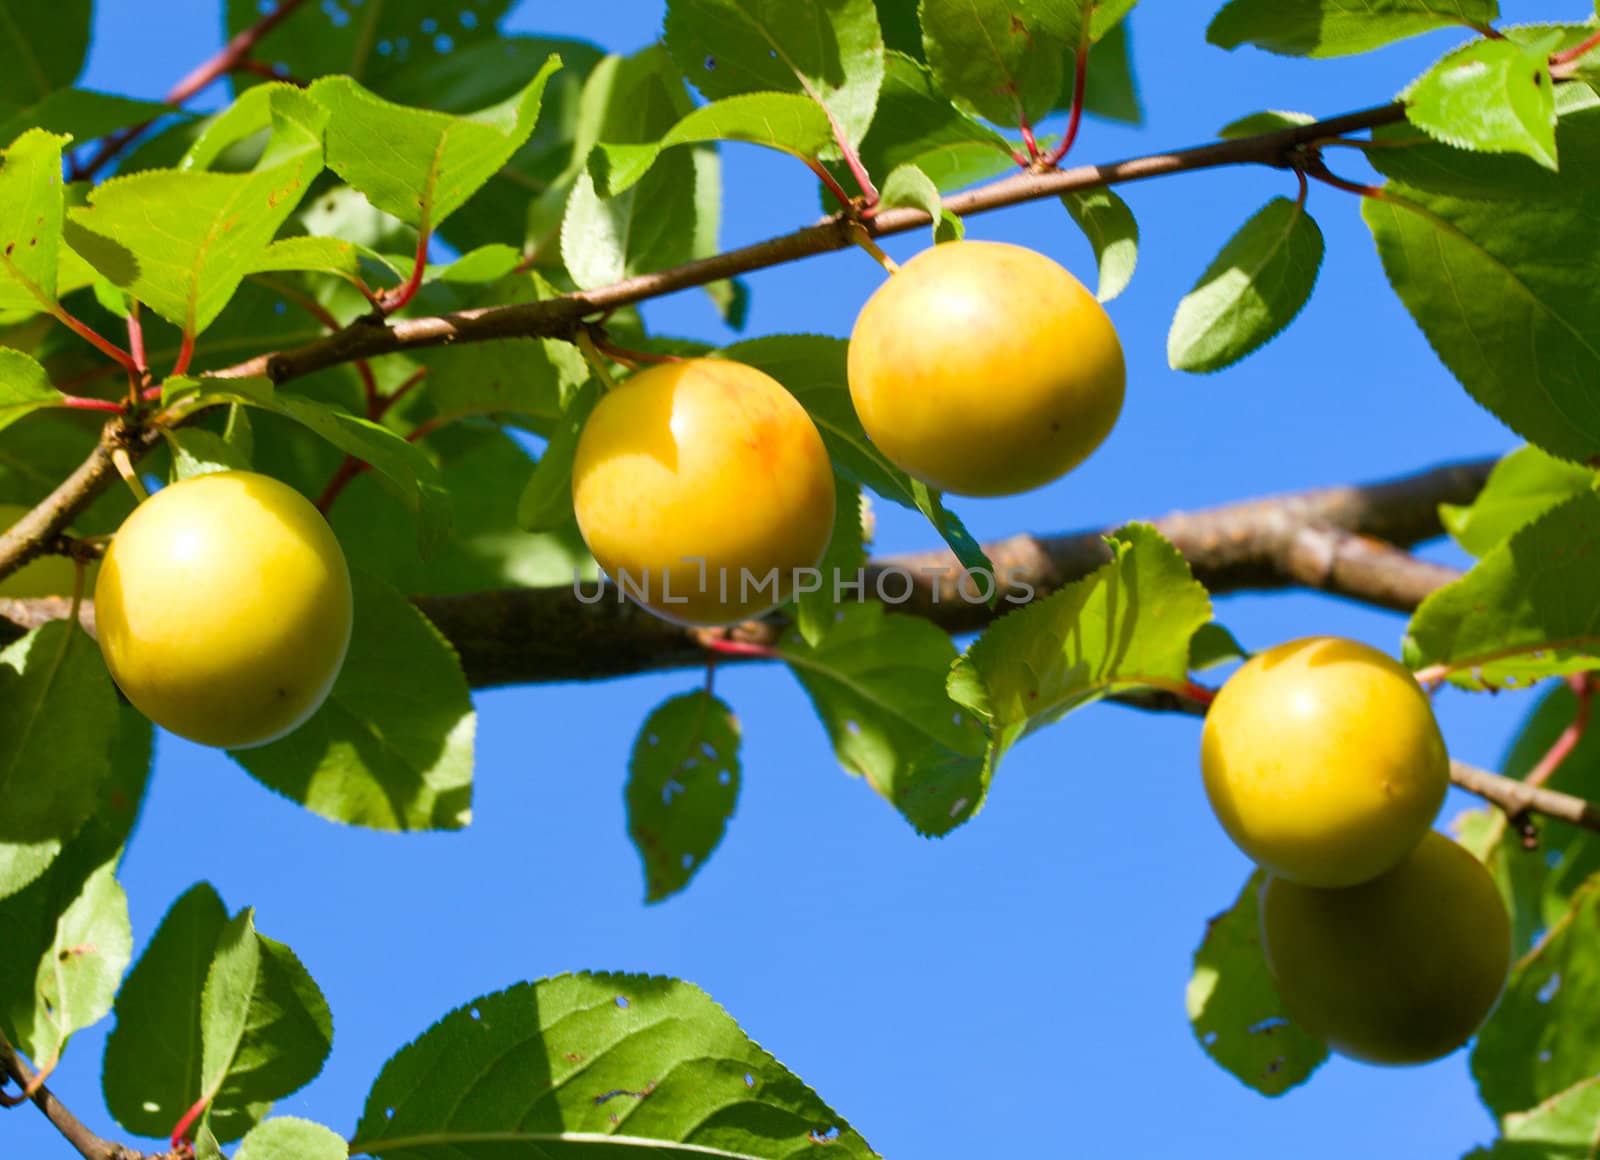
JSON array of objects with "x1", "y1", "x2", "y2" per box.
[
  {"x1": 351, "y1": 973, "x2": 880, "y2": 1158},
  {"x1": 627, "y1": 691, "x2": 742, "y2": 903},
  {"x1": 1441, "y1": 445, "x2": 1596, "y2": 558},
  {"x1": 562, "y1": 161, "x2": 700, "y2": 291},
  {"x1": 517, "y1": 381, "x2": 600, "y2": 533},
  {"x1": 103, "y1": 882, "x2": 229, "y2": 1139},
  {"x1": 592, "y1": 92, "x2": 834, "y2": 198},
  {"x1": 782, "y1": 602, "x2": 987, "y2": 836},
  {"x1": 1474, "y1": 878, "x2": 1600, "y2": 1118},
  {"x1": 1207, "y1": 0, "x2": 1499, "y2": 58},
  {"x1": 0, "y1": 348, "x2": 64, "y2": 436},
  {"x1": 0, "y1": 90, "x2": 168, "y2": 151},
  {"x1": 1188, "y1": 872, "x2": 1329, "y2": 1096},
  {"x1": 841, "y1": 51, "x2": 1014, "y2": 196},
  {"x1": 1061, "y1": 187, "x2": 1137, "y2": 301},
  {"x1": 199, "y1": 910, "x2": 333, "y2": 1144},
  {"x1": 1407, "y1": 37, "x2": 1559, "y2": 169},
  {"x1": 235, "y1": 1118, "x2": 347, "y2": 1160},
  {"x1": 0, "y1": 621, "x2": 119, "y2": 897},
  {"x1": 65, "y1": 88, "x2": 326, "y2": 336},
  {"x1": 664, "y1": 0, "x2": 886, "y2": 149},
  {"x1": 1365, "y1": 184, "x2": 1600, "y2": 461},
  {"x1": 907, "y1": 479, "x2": 993, "y2": 580},
  {"x1": 311, "y1": 55, "x2": 562, "y2": 234},
  {"x1": 0, "y1": 129, "x2": 70, "y2": 314},
  {"x1": 879, "y1": 162, "x2": 963, "y2": 242},
  {"x1": 231, "y1": 572, "x2": 473, "y2": 831},
  {"x1": 919, "y1": 0, "x2": 1073, "y2": 127},
  {"x1": 1169, "y1": 196, "x2": 1324, "y2": 374},
  {"x1": 1469, "y1": 1077, "x2": 1600, "y2": 1158},
  {"x1": 247, "y1": 235, "x2": 400, "y2": 290},
  {"x1": 166, "y1": 407, "x2": 255, "y2": 482},
  {"x1": 1219, "y1": 110, "x2": 1316, "y2": 139},
  {"x1": 797, "y1": 482, "x2": 869, "y2": 645},
  {"x1": 949, "y1": 524, "x2": 1211, "y2": 773},
  {"x1": 0, "y1": 0, "x2": 90, "y2": 106},
  {"x1": 1405, "y1": 490, "x2": 1600, "y2": 689}
]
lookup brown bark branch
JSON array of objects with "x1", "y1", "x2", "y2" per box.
[
  {"x1": 1450, "y1": 760, "x2": 1600, "y2": 833},
  {"x1": 0, "y1": 1027, "x2": 170, "y2": 1160}
]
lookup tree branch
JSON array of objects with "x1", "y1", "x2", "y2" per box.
[
  {"x1": 0, "y1": 1027, "x2": 169, "y2": 1160},
  {"x1": 1450, "y1": 760, "x2": 1600, "y2": 833}
]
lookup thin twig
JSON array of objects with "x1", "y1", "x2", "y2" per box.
[{"x1": 0, "y1": 1026, "x2": 169, "y2": 1160}]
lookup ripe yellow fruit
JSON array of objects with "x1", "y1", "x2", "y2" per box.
[
  {"x1": 1200, "y1": 636, "x2": 1448, "y2": 887},
  {"x1": 571, "y1": 358, "x2": 835, "y2": 626},
  {"x1": 0, "y1": 503, "x2": 92, "y2": 598},
  {"x1": 95, "y1": 471, "x2": 353, "y2": 749},
  {"x1": 1261, "y1": 831, "x2": 1512, "y2": 1065},
  {"x1": 846, "y1": 240, "x2": 1125, "y2": 497}
]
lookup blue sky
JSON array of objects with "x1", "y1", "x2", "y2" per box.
[{"x1": 8, "y1": 2, "x2": 1566, "y2": 1157}]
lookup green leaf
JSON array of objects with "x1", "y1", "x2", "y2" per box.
[
  {"x1": 516, "y1": 381, "x2": 600, "y2": 534},
  {"x1": 0, "y1": 90, "x2": 169, "y2": 150},
  {"x1": 879, "y1": 161, "x2": 963, "y2": 241},
  {"x1": 65, "y1": 88, "x2": 326, "y2": 336},
  {"x1": 1190, "y1": 621, "x2": 1250, "y2": 671},
  {"x1": 627, "y1": 691, "x2": 742, "y2": 903},
  {"x1": 1405, "y1": 490, "x2": 1600, "y2": 689},
  {"x1": 226, "y1": 0, "x2": 518, "y2": 97},
  {"x1": 166, "y1": 407, "x2": 255, "y2": 482},
  {"x1": 1207, "y1": 0, "x2": 1500, "y2": 58},
  {"x1": 1079, "y1": 19, "x2": 1144, "y2": 125},
  {"x1": 0, "y1": 0, "x2": 90, "y2": 106},
  {"x1": 1364, "y1": 184, "x2": 1600, "y2": 462},
  {"x1": 562, "y1": 163, "x2": 700, "y2": 291},
  {"x1": 1188, "y1": 873, "x2": 1329, "y2": 1095},
  {"x1": 782, "y1": 602, "x2": 988, "y2": 836},
  {"x1": 103, "y1": 882, "x2": 229, "y2": 1139},
  {"x1": 1168, "y1": 196, "x2": 1324, "y2": 374},
  {"x1": 1441, "y1": 445, "x2": 1596, "y2": 558},
  {"x1": 0, "y1": 129, "x2": 70, "y2": 314},
  {"x1": 0, "y1": 348, "x2": 64, "y2": 436},
  {"x1": 1473, "y1": 877, "x2": 1600, "y2": 1118},
  {"x1": 1407, "y1": 37, "x2": 1559, "y2": 169},
  {"x1": 0, "y1": 621, "x2": 119, "y2": 897},
  {"x1": 720, "y1": 334, "x2": 990, "y2": 572},
  {"x1": 1219, "y1": 110, "x2": 1316, "y2": 138},
  {"x1": 949, "y1": 524, "x2": 1212, "y2": 773},
  {"x1": 199, "y1": 910, "x2": 334, "y2": 1144},
  {"x1": 430, "y1": 244, "x2": 521, "y2": 284},
  {"x1": 797, "y1": 482, "x2": 870, "y2": 646},
  {"x1": 231, "y1": 572, "x2": 474, "y2": 832},
  {"x1": 664, "y1": 0, "x2": 886, "y2": 148},
  {"x1": 844, "y1": 51, "x2": 1014, "y2": 195},
  {"x1": 351, "y1": 973, "x2": 880, "y2": 1159},
  {"x1": 1469, "y1": 1078, "x2": 1600, "y2": 1158},
  {"x1": 1060, "y1": 187, "x2": 1138, "y2": 301},
  {"x1": 919, "y1": 0, "x2": 1072, "y2": 126},
  {"x1": 247, "y1": 235, "x2": 400, "y2": 289},
  {"x1": 310, "y1": 56, "x2": 562, "y2": 234},
  {"x1": 591, "y1": 92, "x2": 834, "y2": 198},
  {"x1": 235, "y1": 1118, "x2": 347, "y2": 1160}
]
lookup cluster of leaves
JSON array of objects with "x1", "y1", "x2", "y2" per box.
[{"x1": 3, "y1": 0, "x2": 1600, "y2": 1154}]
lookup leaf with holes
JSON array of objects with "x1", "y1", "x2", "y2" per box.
[
  {"x1": 350, "y1": 973, "x2": 880, "y2": 1158},
  {"x1": 1207, "y1": 0, "x2": 1500, "y2": 58},
  {"x1": 591, "y1": 92, "x2": 834, "y2": 197},
  {"x1": 0, "y1": 0, "x2": 90, "y2": 107},
  {"x1": 231, "y1": 573, "x2": 475, "y2": 832},
  {"x1": 0, "y1": 129, "x2": 70, "y2": 314},
  {"x1": 782, "y1": 602, "x2": 988, "y2": 836},
  {"x1": 1470, "y1": 1077, "x2": 1600, "y2": 1158},
  {"x1": 102, "y1": 882, "x2": 230, "y2": 1139},
  {"x1": 1474, "y1": 878, "x2": 1600, "y2": 1117},
  {"x1": 796, "y1": 482, "x2": 870, "y2": 646},
  {"x1": 0, "y1": 348, "x2": 64, "y2": 436},
  {"x1": 879, "y1": 162, "x2": 963, "y2": 241},
  {"x1": 919, "y1": 0, "x2": 1078, "y2": 127},
  {"x1": 1188, "y1": 872, "x2": 1328, "y2": 1096},
  {"x1": 1405, "y1": 491, "x2": 1600, "y2": 690},
  {"x1": 0, "y1": 621, "x2": 120, "y2": 899},
  {"x1": 199, "y1": 909, "x2": 334, "y2": 1144},
  {"x1": 627, "y1": 691, "x2": 742, "y2": 903},
  {"x1": 949, "y1": 524, "x2": 1212, "y2": 774},
  {"x1": 1406, "y1": 36, "x2": 1560, "y2": 169},
  {"x1": 1168, "y1": 196, "x2": 1324, "y2": 374},
  {"x1": 310, "y1": 56, "x2": 561, "y2": 234},
  {"x1": 1441, "y1": 445, "x2": 1596, "y2": 558},
  {"x1": 1061, "y1": 187, "x2": 1137, "y2": 301},
  {"x1": 1364, "y1": 184, "x2": 1600, "y2": 462},
  {"x1": 64, "y1": 88, "x2": 326, "y2": 336},
  {"x1": 663, "y1": 0, "x2": 886, "y2": 148}
]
